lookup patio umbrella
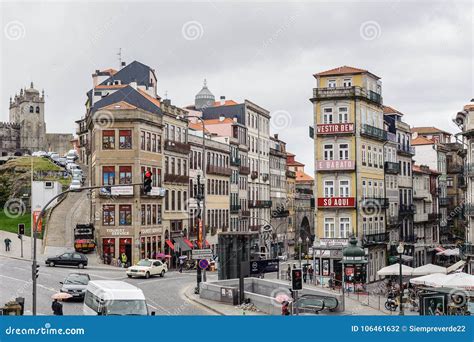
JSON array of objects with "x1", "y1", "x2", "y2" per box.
[
  {"x1": 156, "y1": 253, "x2": 166, "y2": 259},
  {"x1": 440, "y1": 272, "x2": 474, "y2": 290},
  {"x1": 274, "y1": 294, "x2": 292, "y2": 304},
  {"x1": 410, "y1": 273, "x2": 447, "y2": 286},
  {"x1": 51, "y1": 292, "x2": 73, "y2": 300},
  {"x1": 164, "y1": 255, "x2": 172, "y2": 259},
  {"x1": 179, "y1": 255, "x2": 188, "y2": 260},
  {"x1": 377, "y1": 263, "x2": 414, "y2": 276},
  {"x1": 436, "y1": 248, "x2": 460, "y2": 256},
  {"x1": 412, "y1": 263, "x2": 447, "y2": 276}
]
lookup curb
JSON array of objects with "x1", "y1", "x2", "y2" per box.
[{"x1": 183, "y1": 285, "x2": 226, "y2": 316}]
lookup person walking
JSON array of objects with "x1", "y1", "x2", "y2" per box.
[
  {"x1": 286, "y1": 265, "x2": 291, "y2": 281},
  {"x1": 51, "y1": 299, "x2": 63, "y2": 315},
  {"x1": 120, "y1": 253, "x2": 128, "y2": 268},
  {"x1": 4, "y1": 238, "x2": 12, "y2": 252},
  {"x1": 179, "y1": 258, "x2": 184, "y2": 273},
  {"x1": 308, "y1": 265, "x2": 314, "y2": 284},
  {"x1": 281, "y1": 301, "x2": 290, "y2": 316},
  {"x1": 303, "y1": 266, "x2": 308, "y2": 283}
]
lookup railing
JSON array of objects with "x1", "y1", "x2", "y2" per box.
[
  {"x1": 401, "y1": 234, "x2": 417, "y2": 243},
  {"x1": 312, "y1": 86, "x2": 383, "y2": 105},
  {"x1": 467, "y1": 163, "x2": 474, "y2": 176},
  {"x1": 230, "y1": 204, "x2": 241, "y2": 213},
  {"x1": 230, "y1": 157, "x2": 241, "y2": 166},
  {"x1": 206, "y1": 165, "x2": 232, "y2": 176},
  {"x1": 164, "y1": 174, "x2": 189, "y2": 184},
  {"x1": 361, "y1": 124, "x2": 387, "y2": 141},
  {"x1": 387, "y1": 216, "x2": 398, "y2": 226},
  {"x1": 249, "y1": 225, "x2": 260, "y2": 232},
  {"x1": 239, "y1": 165, "x2": 250, "y2": 175},
  {"x1": 286, "y1": 170, "x2": 296, "y2": 178},
  {"x1": 362, "y1": 232, "x2": 389, "y2": 245},
  {"x1": 384, "y1": 161, "x2": 400, "y2": 174},
  {"x1": 399, "y1": 204, "x2": 415, "y2": 215},
  {"x1": 428, "y1": 213, "x2": 442, "y2": 221},
  {"x1": 464, "y1": 204, "x2": 474, "y2": 216},
  {"x1": 462, "y1": 243, "x2": 474, "y2": 256},
  {"x1": 386, "y1": 131, "x2": 397, "y2": 143},
  {"x1": 361, "y1": 197, "x2": 389, "y2": 209},
  {"x1": 248, "y1": 200, "x2": 272, "y2": 209},
  {"x1": 439, "y1": 223, "x2": 450, "y2": 235},
  {"x1": 241, "y1": 210, "x2": 250, "y2": 217},
  {"x1": 439, "y1": 197, "x2": 451, "y2": 206},
  {"x1": 164, "y1": 139, "x2": 191, "y2": 154},
  {"x1": 271, "y1": 209, "x2": 290, "y2": 218},
  {"x1": 397, "y1": 145, "x2": 415, "y2": 156}
]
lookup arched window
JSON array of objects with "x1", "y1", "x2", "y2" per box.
[
  {"x1": 35, "y1": 106, "x2": 40, "y2": 113},
  {"x1": 29, "y1": 106, "x2": 34, "y2": 113}
]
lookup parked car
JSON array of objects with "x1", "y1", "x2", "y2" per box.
[
  {"x1": 277, "y1": 254, "x2": 288, "y2": 261},
  {"x1": 49, "y1": 153, "x2": 60, "y2": 162},
  {"x1": 126, "y1": 259, "x2": 167, "y2": 279},
  {"x1": 60, "y1": 273, "x2": 90, "y2": 301},
  {"x1": 46, "y1": 252, "x2": 88, "y2": 268},
  {"x1": 66, "y1": 163, "x2": 80, "y2": 172},
  {"x1": 69, "y1": 179, "x2": 82, "y2": 190},
  {"x1": 56, "y1": 157, "x2": 67, "y2": 167}
]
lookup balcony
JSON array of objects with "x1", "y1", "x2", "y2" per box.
[
  {"x1": 462, "y1": 243, "x2": 474, "y2": 256},
  {"x1": 239, "y1": 165, "x2": 250, "y2": 175},
  {"x1": 467, "y1": 163, "x2": 474, "y2": 176},
  {"x1": 316, "y1": 159, "x2": 355, "y2": 171},
  {"x1": 271, "y1": 209, "x2": 290, "y2": 218},
  {"x1": 439, "y1": 197, "x2": 451, "y2": 207},
  {"x1": 401, "y1": 234, "x2": 417, "y2": 243},
  {"x1": 361, "y1": 124, "x2": 387, "y2": 141},
  {"x1": 249, "y1": 225, "x2": 260, "y2": 232},
  {"x1": 206, "y1": 165, "x2": 232, "y2": 177},
  {"x1": 447, "y1": 161, "x2": 463, "y2": 174},
  {"x1": 248, "y1": 200, "x2": 272, "y2": 209},
  {"x1": 241, "y1": 210, "x2": 250, "y2": 217},
  {"x1": 317, "y1": 197, "x2": 355, "y2": 208},
  {"x1": 386, "y1": 131, "x2": 397, "y2": 143},
  {"x1": 399, "y1": 204, "x2": 416, "y2": 215},
  {"x1": 428, "y1": 213, "x2": 442, "y2": 221},
  {"x1": 164, "y1": 173, "x2": 189, "y2": 184},
  {"x1": 439, "y1": 222, "x2": 451, "y2": 235},
  {"x1": 360, "y1": 197, "x2": 389, "y2": 209},
  {"x1": 230, "y1": 157, "x2": 241, "y2": 166},
  {"x1": 384, "y1": 161, "x2": 400, "y2": 174},
  {"x1": 230, "y1": 204, "x2": 241, "y2": 213},
  {"x1": 397, "y1": 145, "x2": 415, "y2": 156},
  {"x1": 164, "y1": 139, "x2": 191, "y2": 154},
  {"x1": 387, "y1": 215, "x2": 398, "y2": 226},
  {"x1": 362, "y1": 232, "x2": 389, "y2": 246},
  {"x1": 315, "y1": 123, "x2": 354, "y2": 135},
  {"x1": 261, "y1": 173, "x2": 269, "y2": 182},
  {"x1": 312, "y1": 86, "x2": 383, "y2": 105},
  {"x1": 251, "y1": 171, "x2": 258, "y2": 180},
  {"x1": 464, "y1": 204, "x2": 474, "y2": 216},
  {"x1": 286, "y1": 170, "x2": 296, "y2": 178}
]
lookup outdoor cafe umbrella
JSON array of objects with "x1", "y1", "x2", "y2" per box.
[
  {"x1": 51, "y1": 292, "x2": 73, "y2": 300},
  {"x1": 412, "y1": 263, "x2": 447, "y2": 276},
  {"x1": 377, "y1": 263, "x2": 414, "y2": 276},
  {"x1": 178, "y1": 255, "x2": 188, "y2": 260},
  {"x1": 440, "y1": 272, "x2": 474, "y2": 290},
  {"x1": 410, "y1": 273, "x2": 446, "y2": 287}
]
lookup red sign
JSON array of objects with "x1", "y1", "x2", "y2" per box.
[
  {"x1": 32, "y1": 211, "x2": 42, "y2": 233},
  {"x1": 345, "y1": 267, "x2": 355, "y2": 276},
  {"x1": 316, "y1": 123, "x2": 354, "y2": 134},
  {"x1": 317, "y1": 197, "x2": 355, "y2": 208},
  {"x1": 198, "y1": 219, "x2": 203, "y2": 245},
  {"x1": 316, "y1": 159, "x2": 355, "y2": 171}
]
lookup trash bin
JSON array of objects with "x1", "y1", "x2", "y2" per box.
[
  {"x1": 220, "y1": 287, "x2": 239, "y2": 305},
  {"x1": 1, "y1": 301, "x2": 22, "y2": 315}
]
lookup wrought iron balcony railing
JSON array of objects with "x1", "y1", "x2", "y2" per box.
[
  {"x1": 362, "y1": 232, "x2": 389, "y2": 245},
  {"x1": 164, "y1": 139, "x2": 191, "y2": 154},
  {"x1": 361, "y1": 124, "x2": 387, "y2": 141},
  {"x1": 206, "y1": 165, "x2": 232, "y2": 177},
  {"x1": 248, "y1": 200, "x2": 272, "y2": 209},
  {"x1": 384, "y1": 161, "x2": 400, "y2": 174}
]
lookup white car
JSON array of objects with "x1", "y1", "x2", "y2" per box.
[
  {"x1": 69, "y1": 179, "x2": 82, "y2": 190},
  {"x1": 67, "y1": 163, "x2": 80, "y2": 172},
  {"x1": 126, "y1": 259, "x2": 167, "y2": 279}
]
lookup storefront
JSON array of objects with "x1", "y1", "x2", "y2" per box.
[
  {"x1": 313, "y1": 238, "x2": 347, "y2": 284},
  {"x1": 100, "y1": 227, "x2": 134, "y2": 266}
]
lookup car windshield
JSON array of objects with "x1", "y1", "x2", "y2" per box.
[
  {"x1": 105, "y1": 300, "x2": 148, "y2": 315},
  {"x1": 71, "y1": 180, "x2": 81, "y2": 185},
  {"x1": 65, "y1": 275, "x2": 89, "y2": 285},
  {"x1": 136, "y1": 260, "x2": 152, "y2": 267}
]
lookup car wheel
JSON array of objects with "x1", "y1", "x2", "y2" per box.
[
  {"x1": 78, "y1": 263, "x2": 84, "y2": 269},
  {"x1": 127, "y1": 274, "x2": 132, "y2": 278},
  {"x1": 49, "y1": 261, "x2": 55, "y2": 267},
  {"x1": 145, "y1": 272, "x2": 150, "y2": 279},
  {"x1": 160, "y1": 270, "x2": 165, "y2": 277}
]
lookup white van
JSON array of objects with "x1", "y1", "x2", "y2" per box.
[{"x1": 83, "y1": 280, "x2": 152, "y2": 315}]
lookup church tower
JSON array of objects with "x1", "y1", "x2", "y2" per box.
[{"x1": 9, "y1": 82, "x2": 47, "y2": 152}]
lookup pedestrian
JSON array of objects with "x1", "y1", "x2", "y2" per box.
[
  {"x1": 303, "y1": 266, "x2": 308, "y2": 283},
  {"x1": 120, "y1": 253, "x2": 128, "y2": 268},
  {"x1": 281, "y1": 301, "x2": 290, "y2": 316},
  {"x1": 286, "y1": 265, "x2": 291, "y2": 281},
  {"x1": 308, "y1": 265, "x2": 314, "y2": 283},
  {"x1": 4, "y1": 238, "x2": 12, "y2": 252},
  {"x1": 179, "y1": 258, "x2": 184, "y2": 273},
  {"x1": 51, "y1": 299, "x2": 63, "y2": 316}
]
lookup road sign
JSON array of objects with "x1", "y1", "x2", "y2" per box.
[
  {"x1": 192, "y1": 248, "x2": 213, "y2": 260},
  {"x1": 32, "y1": 211, "x2": 42, "y2": 233},
  {"x1": 199, "y1": 259, "x2": 209, "y2": 269},
  {"x1": 249, "y1": 259, "x2": 279, "y2": 275}
]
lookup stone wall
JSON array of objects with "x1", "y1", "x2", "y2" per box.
[
  {"x1": 46, "y1": 133, "x2": 73, "y2": 155},
  {"x1": 0, "y1": 122, "x2": 21, "y2": 155}
]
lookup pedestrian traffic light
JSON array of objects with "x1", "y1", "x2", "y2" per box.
[
  {"x1": 18, "y1": 223, "x2": 25, "y2": 235},
  {"x1": 291, "y1": 268, "x2": 303, "y2": 291},
  {"x1": 143, "y1": 170, "x2": 153, "y2": 193},
  {"x1": 33, "y1": 264, "x2": 40, "y2": 279}
]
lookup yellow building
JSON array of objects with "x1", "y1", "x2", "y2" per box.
[{"x1": 311, "y1": 66, "x2": 387, "y2": 283}]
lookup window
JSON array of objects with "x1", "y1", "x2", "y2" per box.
[
  {"x1": 102, "y1": 130, "x2": 115, "y2": 149},
  {"x1": 324, "y1": 218, "x2": 335, "y2": 238},
  {"x1": 103, "y1": 205, "x2": 115, "y2": 226},
  {"x1": 119, "y1": 205, "x2": 132, "y2": 225},
  {"x1": 338, "y1": 107, "x2": 348, "y2": 123},
  {"x1": 339, "y1": 218, "x2": 350, "y2": 238},
  {"x1": 119, "y1": 130, "x2": 132, "y2": 149},
  {"x1": 339, "y1": 180, "x2": 350, "y2": 197},
  {"x1": 367, "y1": 146, "x2": 372, "y2": 166},
  {"x1": 328, "y1": 79, "x2": 336, "y2": 88},
  {"x1": 339, "y1": 143, "x2": 349, "y2": 160},
  {"x1": 146, "y1": 132, "x2": 151, "y2": 151},
  {"x1": 152, "y1": 134, "x2": 156, "y2": 152},
  {"x1": 362, "y1": 145, "x2": 366, "y2": 165},
  {"x1": 35, "y1": 106, "x2": 40, "y2": 113},
  {"x1": 140, "y1": 131, "x2": 145, "y2": 150},
  {"x1": 102, "y1": 166, "x2": 115, "y2": 185},
  {"x1": 343, "y1": 78, "x2": 352, "y2": 87},
  {"x1": 323, "y1": 108, "x2": 333, "y2": 124},
  {"x1": 119, "y1": 166, "x2": 132, "y2": 184},
  {"x1": 323, "y1": 144, "x2": 334, "y2": 160},
  {"x1": 29, "y1": 106, "x2": 34, "y2": 113},
  {"x1": 324, "y1": 180, "x2": 334, "y2": 197},
  {"x1": 171, "y1": 191, "x2": 176, "y2": 211},
  {"x1": 447, "y1": 177, "x2": 454, "y2": 187}
]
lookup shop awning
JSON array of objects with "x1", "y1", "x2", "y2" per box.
[
  {"x1": 434, "y1": 246, "x2": 446, "y2": 253},
  {"x1": 174, "y1": 237, "x2": 192, "y2": 252},
  {"x1": 183, "y1": 238, "x2": 194, "y2": 249},
  {"x1": 165, "y1": 240, "x2": 174, "y2": 250},
  {"x1": 197, "y1": 240, "x2": 210, "y2": 248},
  {"x1": 447, "y1": 260, "x2": 466, "y2": 273}
]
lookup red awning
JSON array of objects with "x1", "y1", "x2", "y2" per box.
[
  {"x1": 197, "y1": 240, "x2": 210, "y2": 249},
  {"x1": 165, "y1": 240, "x2": 174, "y2": 250},
  {"x1": 183, "y1": 238, "x2": 194, "y2": 249},
  {"x1": 434, "y1": 246, "x2": 445, "y2": 253}
]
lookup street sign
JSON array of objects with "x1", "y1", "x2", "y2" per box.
[
  {"x1": 32, "y1": 211, "x2": 42, "y2": 233},
  {"x1": 192, "y1": 248, "x2": 213, "y2": 260},
  {"x1": 198, "y1": 259, "x2": 209, "y2": 269},
  {"x1": 249, "y1": 259, "x2": 279, "y2": 275}
]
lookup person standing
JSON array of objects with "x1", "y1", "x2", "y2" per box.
[
  {"x1": 308, "y1": 265, "x2": 314, "y2": 283},
  {"x1": 281, "y1": 301, "x2": 290, "y2": 316},
  {"x1": 121, "y1": 253, "x2": 128, "y2": 268},
  {"x1": 51, "y1": 299, "x2": 63, "y2": 315},
  {"x1": 4, "y1": 238, "x2": 12, "y2": 252},
  {"x1": 286, "y1": 265, "x2": 291, "y2": 281},
  {"x1": 179, "y1": 258, "x2": 184, "y2": 273},
  {"x1": 303, "y1": 266, "x2": 308, "y2": 283}
]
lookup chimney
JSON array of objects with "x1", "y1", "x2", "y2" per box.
[
  {"x1": 163, "y1": 99, "x2": 171, "y2": 106},
  {"x1": 130, "y1": 81, "x2": 137, "y2": 90},
  {"x1": 121, "y1": 61, "x2": 126, "y2": 68},
  {"x1": 219, "y1": 115, "x2": 225, "y2": 122},
  {"x1": 274, "y1": 133, "x2": 279, "y2": 140},
  {"x1": 220, "y1": 96, "x2": 225, "y2": 106}
]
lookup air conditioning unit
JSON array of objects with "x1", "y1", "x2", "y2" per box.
[{"x1": 44, "y1": 181, "x2": 53, "y2": 189}]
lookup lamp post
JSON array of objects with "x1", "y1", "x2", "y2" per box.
[
  {"x1": 298, "y1": 237, "x2": 302, "y2": 268},
  {"x1": 305, "y1": 236, "x2": 310, "y2": 264},
  {"x1": 397, "y1": 242, "x2": 405, "y2": 316}
]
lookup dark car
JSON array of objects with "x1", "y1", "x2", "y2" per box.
[
  {"x1": 46, "y1": 252, "x2": 88, "y2": 269},
  {"x1": 60, "y1": 273, "x2": 90, "y2": 301}
]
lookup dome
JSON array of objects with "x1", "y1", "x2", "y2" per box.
[
  {"x1": 343, "y1": 236, "x2": 365, "y2": 258},
  {"x1": 25, "y1": 82, "x2": 39, "y2": 94},
  {"x1": 195, "y1": 79, "x2": 215, "y2": 110}
]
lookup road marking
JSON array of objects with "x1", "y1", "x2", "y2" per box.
[
  {"x1": 0, "y1": 274, "x2": 57, "y2": 293},
  {"x1": 136, "y1": 274, "x2": 194, "y2": 285},
  {"x1": 145, "y1": 298, "x2": 173, "y2": 315},
  {"x1": 88, "y1": 273, "x2": 126, "y2": 280}
]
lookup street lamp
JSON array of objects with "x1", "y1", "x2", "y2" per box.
[
  {"x1": 305, "y1": 236, "x2": 310, "y2": 263},
  {"x1": 298, "y1": 237, "x2": 302, "y2": 268},
  {"x1": 397, "y1": 242, "x2": 405, "y2": 316}
]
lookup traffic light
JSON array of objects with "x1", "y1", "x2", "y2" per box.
[
  {"x1": 291, "y1": 268, "x2": 303, "y2": 291},
  {"x1": 33, "y1": 264, "x2": 40, "y2": 279},
  {"x1": 18, "y1": 223, "x2": 25, "y2": 235},
  {"x1": 143, "y1": 170, "x2": 153, "y2": 193}
]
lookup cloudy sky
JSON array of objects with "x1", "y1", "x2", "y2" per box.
[{"x1": 1, "y1": 0, "x2": 472, "y2": 173}]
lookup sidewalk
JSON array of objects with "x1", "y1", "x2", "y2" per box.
[{"x1": 0, "y1": 230, "x2": 36, "y2": 261}]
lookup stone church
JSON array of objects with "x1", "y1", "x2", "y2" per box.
[{"x1": 0, "y1": 83, "x2": 73, "y2": 156}]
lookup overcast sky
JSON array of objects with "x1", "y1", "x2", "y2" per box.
[{"x1": 1, "y1": 0, "x2": 472, "y2": 173}]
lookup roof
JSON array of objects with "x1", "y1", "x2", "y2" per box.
[
  {"x1": 411, "y1": 126, "x2": 452, "y2": 136},
  {"x1": 412, "y1": 136, "x2": 435, "y2": 146},
  {"x1": 95, "y1": 84, "x2": 128, "y2": 90},
  {"x1": 98, "y1": 61, "x2": 155, "y2": 88},
  {"x1": 202, "y1": 118, "x2": 235, "y2": 125},
  {"x1": 313, "y1": 65, "x2": 380, "y2": 79},
  {"x1": 296, "y1": 170, "x2": 313, "y2": 182},
  {"x1": 383, "y1": 105, "x2": 404, "y2": 116},
  {"x1": 213, "y1": 100, "x2": 238, "y2": 106},
  {"x1": 412, "y1": 165, "x2": 430, "y2": 174},
  {"x1": 287, "y1": 160, "x2": 304, "y2": 167},
  {"x1": 91, "y1": 85, "x2": 162, "y2": 116}
]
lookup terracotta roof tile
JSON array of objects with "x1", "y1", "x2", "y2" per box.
[
  {"x1": 202, "y1": 118, "x2": 235, "y2": 125},
  {"x1": 383, "y1": 105, "x2": 404, "y2": 116},
  {"x1": 313, "y1": 65, "x2": 380, "y2": 79},
  {"x1": 411, "y1": 126, "x2": 451, "y2": 136},
  {"x1": 412, "y1": 136, "x2": 436, "y2": 146},
  {"x1": 213, "y1": 100, "x2": 238, "y2": 106},
  {"x1": 137, "y1": 89, "x2": 161, "y2": 108},
  {"x1": 296, "y1": 170, "x2": 313, "y2": 182},
  {"x1": 95, "y1": 84, "x2": 128, "y2": 90}
]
